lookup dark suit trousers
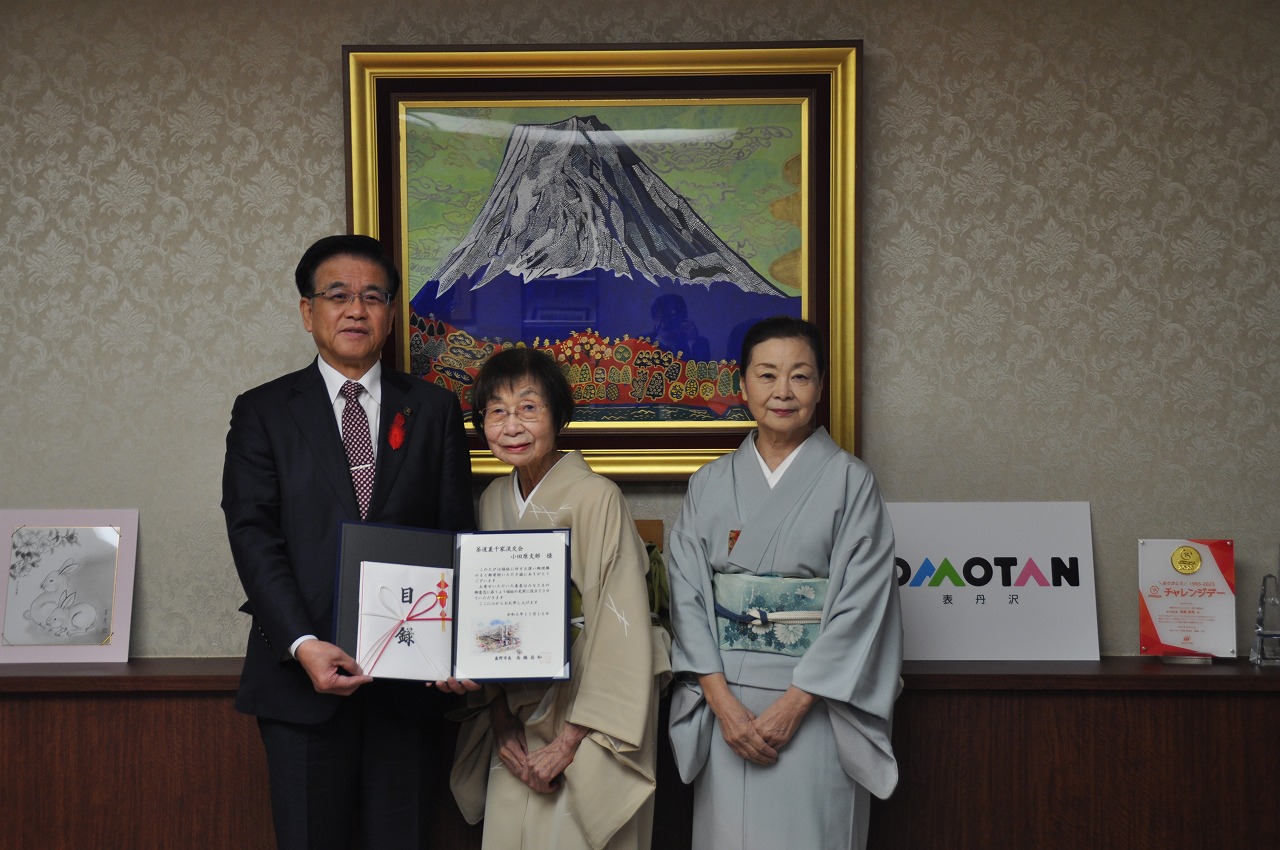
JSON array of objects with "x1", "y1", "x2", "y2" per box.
[{"x1": 257, "y1": 682, "x2": 446, "y2": 850}]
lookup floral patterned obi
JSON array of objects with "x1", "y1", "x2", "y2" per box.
[{"x1": 712, "y1": 574, "x2": 827, "y2": 657}]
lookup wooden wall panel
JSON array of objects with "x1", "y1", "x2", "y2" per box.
[
  {"x1": 0, "y1": 690, "x2": 272, "y2": 849},
  {"x1": 868, "y1": 662, "x2": 1280, "y2": 849}
]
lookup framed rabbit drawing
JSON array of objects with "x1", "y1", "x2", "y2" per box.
[{"x1": 1, "y1": 509, "x2": 138, "y2": 663}]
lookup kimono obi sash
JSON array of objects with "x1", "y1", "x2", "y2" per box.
[
  {"x1": 567, "y1": 540, "x2": 669, "y2": 641},
  {"x1": 712, "y1": 574, "x2": 827, "y2": 657},
  {"x1": 569, "y1": 583, "x2": 584, "y2": 641}
]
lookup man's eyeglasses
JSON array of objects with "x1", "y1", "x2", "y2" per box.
[
  {"x1": 482, "y1": 402, "x2": 547, "y2": 426},
  {"x1": 307, "y1": 289, "x2": 394, "y2": 308}
]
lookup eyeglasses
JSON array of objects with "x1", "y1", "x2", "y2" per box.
[
  {"x1": 481, "y1": 402, "x2": 547, "y2": 426},
  {"x1": 306, "y1": 289, "x2": 394, "y2": 308}
]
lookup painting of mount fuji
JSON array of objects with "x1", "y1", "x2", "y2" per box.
[{"x1": 401, "y1": 103, "x2": 807, "y2": 425}]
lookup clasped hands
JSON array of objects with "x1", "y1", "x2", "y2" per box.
[
  {"x1": 700, "y1": 673, "x2": 816, "y2": 766},
  {"x1": 437, "y1": 677, "x2": 587, "y2": 794},
  {"x1": 488, "y1": 694, "x2": 588, "y2": 794}
]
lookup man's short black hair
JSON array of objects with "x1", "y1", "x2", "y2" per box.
[{"x1": 294, "y1": 235, "x2": 401, "y2": 298}]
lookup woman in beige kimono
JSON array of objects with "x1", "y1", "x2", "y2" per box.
[{"x1": 445, "y1": 347, "x2": 670, "y2": 850}]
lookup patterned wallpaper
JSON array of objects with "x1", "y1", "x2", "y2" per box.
[{"x1": 1, "y1": 0, "x2": 1276, "y2": 657}]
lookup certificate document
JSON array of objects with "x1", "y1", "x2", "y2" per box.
[
  {"x1": 334, "y1": 523, "x2": 571, "y2": 681},
  {"x1": 452, "y1": 529, "x2": 572, "y2": 682}
]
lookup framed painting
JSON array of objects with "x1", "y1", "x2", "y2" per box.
[
  {"x1": 345, "y1": 43, "x2": 861, "y2": 477},
  {"x1": 0, "y1": 509, "x2": 138, "y2": 663}
]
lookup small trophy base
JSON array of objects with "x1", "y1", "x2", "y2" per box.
[
  {"x1": 1252, "y1": 575, "x2": 1280, "y2": 666},
  {"x1": 1249, "y1": 633, "x2": 1280, "y2": 666},
  {"x1": 1159, "y1": 655, "x2": 1213, "y2": 665}
]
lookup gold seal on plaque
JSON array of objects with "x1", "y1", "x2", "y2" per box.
[{"x1": 1171, "y1": 545, "x2": 1202, "y2": 574}]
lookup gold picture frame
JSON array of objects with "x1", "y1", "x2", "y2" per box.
[{"x1": 345, "y1": 42, "x2": 861, "y2": 478}]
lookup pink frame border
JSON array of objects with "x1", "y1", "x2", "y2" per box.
[{"x1": 0, "y1": 509, "x2": 138, "y2": 664}]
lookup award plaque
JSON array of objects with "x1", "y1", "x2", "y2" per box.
[
  {"x1": 335, "y1": 522, "x2": 571, "y2": 681},
  {"x1": 1138, "y1": 538, "x2": 1235, "y2": 659}
]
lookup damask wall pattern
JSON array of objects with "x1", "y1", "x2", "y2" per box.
[{"x1": 0, "y1": 0, "x2": 1276, "y2": 656}]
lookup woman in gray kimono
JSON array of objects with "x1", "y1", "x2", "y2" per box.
[
  {"x1": 667, "y1": 316, "x2": 903, "y2": 850},
  {"x1": 446, "y1": 347, "x2": 670, "y2": 850}
]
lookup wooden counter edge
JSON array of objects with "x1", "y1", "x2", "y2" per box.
[{"x1": 4, "y1": 655, "x2": 1278, "y2": 694}]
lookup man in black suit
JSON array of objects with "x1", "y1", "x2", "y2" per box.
[{"x1": 222, "y1": 235, "x2": 474, "y2": 850}]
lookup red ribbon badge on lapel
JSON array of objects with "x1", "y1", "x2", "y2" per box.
[{"x1": 388, "y1": 411, "x2": 408, "y2": 450}]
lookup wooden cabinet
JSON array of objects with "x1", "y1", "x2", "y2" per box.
[
  {"x1": 2, "y1": 658, "x2": 1276, "y2": 849},
  {"x1": 0, "y1": 659, "x2": 275, "y2": 849},
  {"x1": 869, "y1": 660, "x2": 1280, "y2": 849}
]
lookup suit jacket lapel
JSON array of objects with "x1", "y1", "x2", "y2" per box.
[
  {"x1": 288, "y1": 360, "x2": 361, "y2": 518},
  {"x1": 367, "y1": 370, "x2": 413, "y2": 518}
]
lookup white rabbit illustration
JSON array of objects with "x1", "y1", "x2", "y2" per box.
[
  {"x1": 24, "y1": 559, "x2": 81, "y2": 630},
  {"x1": 45, "y1": 591, "x2": 98, "y2": 636}
]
